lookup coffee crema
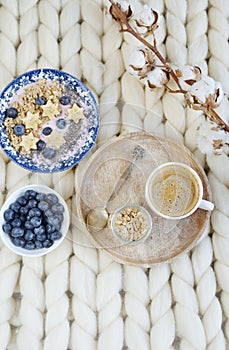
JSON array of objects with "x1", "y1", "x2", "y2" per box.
[{"x1": 150, "y1": 165, "x2": 200, "y2": 217}]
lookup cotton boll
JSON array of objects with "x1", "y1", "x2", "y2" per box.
[
  {"x1": 187, "y1": 76, "x2": 216, "y2": 104},
  {"x1": 105, "y1": 0, "x2": 130, "y2": 12},
  {"x1": 197, "y1": 118, "x2": 228, "y2": 155},
  {"x1": 187, "y1": 76, "x2": 224, "y2": 109},
  {"x1": 133, "y1": 4, "x2": 159, "y2": 35},
  {"x1": 129, "y1": 47, "x2": 146, "y2": 69},
  {"x1": 177, "y1": 65, "x2": 201, "y2": 91},
  {"x1": 135, "y1": 5, "x2": 157, "y2": 26},
  {"x1": 146, "y1": 68, "x2": 169, "y2": 88}
]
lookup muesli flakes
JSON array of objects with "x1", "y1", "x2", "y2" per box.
[{"x1": 113, "y1": 206, "x2": 150, "y2": 242}]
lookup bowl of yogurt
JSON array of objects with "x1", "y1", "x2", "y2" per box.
[{"x1": 0, "y1": 69, "x2": 100, "y2": 172}]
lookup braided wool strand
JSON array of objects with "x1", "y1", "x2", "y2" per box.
[
  {"x1": 97, "y1": 253, "x2": 123, "y2": 350},
  {"x1": 0, "y1": 248, "x2": 20, "y2": 350},
  {"x1": 60, "y1": 0, "x2": 81, "y2": 77},
  {"x1": 80, "y1": 0, "x2": 104, "y2": 95},
  {"x1": 0, "y1": 1, "x2": 228, "y2": 349},
  {"x1": 192, "y1": 236, "x2": 225, "y2": 349},
  {"x1": 124, "y1": 266, "x2": 150, "y2": 350},
  {"x1": 209, "y1": 171, "x2": 229, "y2": 347},
  {"x1": 164, "y1": 0, "x2": 187, "y2": 143},
  {"x1": 17, "y1": 0, "x2": 39, "y2": 74},
  {"x1": 44, "y1": 254, "x2": 70, "y2": 350},
  {"x1": 187, "y1": 0, "x2": 208, "y2": 73},
  {"x1": 0, "y1": 153, "x2": 6, "y2": 209},
  {"x1": 0, "y1": 1, "x2": 18, "y2": 91},
  {"x1": 171, "y1": 254, "x2": 206, "y2": 349},
  {"x1": 70, "y1": 193, "x2": 98, "y2": 349},
  {"x1": 185, "y1": 0, "x2": 208, "y2": 164},
  {"x1": 98, "y1": 9, "x2": 123, "y2": 143},
  {"x1": 120, "y1": 1, "x2": 146, "y2": 134},
  {"x1": 17, "y1": 258, "x2": 44, "y2": 350},
  {"x1": 149, "y1": 264, "x2": 175, "y2": 350},
  {"x1": 38, "y1": 0, "x2": 61, "y2": 68},
  {"x1": 143, "y1": 0, "x2": 166, "y2": 137},
  {"x1": 43, "y1": 179, "x2": 73, "y2": 349},
  {"x1": 212, "y1": 209, "x2": 229, "y2": 347},
  {"x1": 208, "y1": 0, "x2": 229, "y2": 94}
]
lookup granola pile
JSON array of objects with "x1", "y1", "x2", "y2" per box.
[
  {"x1": 4, "y1": 79, "x2": 85, "y2": 159},
  {"x1": 113, "y1": 206, "x2": 151, "y2": 242}
]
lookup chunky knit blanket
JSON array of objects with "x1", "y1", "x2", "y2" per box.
[{"x1": 0, "y1": 1, "x2": 229, "y2": 349}]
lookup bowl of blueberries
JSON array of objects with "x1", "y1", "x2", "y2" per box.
[
  {"x1": 0, "y1": 185, "x2": 70, "y2": 256},
  {"x1": 0, "y1": 68, "x2": 100, "y2": 172}
]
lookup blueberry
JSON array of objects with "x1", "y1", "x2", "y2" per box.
[
  {"x1": 20, "y1": 215, "x2": 26, "y2": 222},
  {"x1": 56, "y1": 118, "x2": 66, "y2": 129},
  {"x1": 28, "y1": 208, "x2": 41, "y2": 217},
  {"x1": 11, "y1": 227, "x2": 24, "y2": 237},
  {"x1": 46, "y1": 224, "x2": 56, "y2": 234},
  {"x1": 3, "y1": 223, "x2": 12, "y2": 234},
  {"x1": 34, "y1": 225, "x2": 46, "y2": 235},
  {"x1": 36, "y1": 193, "x2": 46, "y2": 202},
  {"x1": 43, "y1": 239, "x2": 54, "y2": 248},
  {"x1": 37, "y1": 140, "x2": 46, "y2": 151},
  {"x1": 25, "y1": 190, "x2": 38, "y2": 199},
  {"x1": 25, "y1": 221, "x2": 34, "y2": 229},
  {"x1": 38, "y1": 200, "x2": 49, "y2": 212},
  {"x1": 43, "y1": 148, "x2": 56, "y2": 159},
  {"x1": 47, "y1": 216, "x2": 60, "y2": 228},
  {"x1": 42, "y1": 127, "x2": 52, "y2": 136},
  {"x1": 27, "y1": 199, "x2": 38, "y2": 209},
  {"x1": 45, "y1": 209, "x2": 54, "y2": 218},
  {"x1": 24, "y1": 230, "x2": 35, "y2": 241},
  {"x1": 11, "y1": 219, "x2": 21, "y2": 227},
  {"x1": 46, "y1": 193, "x2": 58, "y2": 205},
  {"x1": 12, "y1": 237, "x2": 25, "y2": 247},
  {"x1": 51, "y1": 203, "x2": 64, "y2": 214},
  {"x1": 59, "y1": 95, "x2": 70, "y2": 105},
  {"x1": 10, "y1": 202, "x2": 21, "y2": 213},
  {"x1": 13, "y1": 124, "x2": 25, "y2": 136},
  {"x1": 30, "y1": 216, "x2": 42, "y2": 228},
  {"x1": 57, "y1": 214, "x2": 64, "y2": 223},
  {"x1": 24, "y1": 241, "x2": 35, "y2": 250},
  {"x1": 36, "y1": 233, "x2": 47, "y2": 242},
  {"x1": 50, "y1": 231, "x2": 62, "y2": 241},
  {"x1": 19, "y1": 206, "x2": 29, "y2": 215},
  {"x1": 35, "y1": 96, "x2": 46, "y2": 105},
  {"x1": 35, "y1": 241, "x2": 43, "y2": 249},
  {"x1": 17, "y1": 196, "x2": 27, "y2": 206},
  {"x1": 5, "y1": 107, "x2": 18, "y2": 118},
  {"x1": 4, "y1": 209, "x2": 15, "y2": 221}
]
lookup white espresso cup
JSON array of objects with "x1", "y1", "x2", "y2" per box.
[{"x1": 145, "y1": 162, "x2": 214, "y2": 220}]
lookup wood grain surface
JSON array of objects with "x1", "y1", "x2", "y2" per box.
[{"x1": 77, "y1": 132, "x2": 212, "y2": 265}]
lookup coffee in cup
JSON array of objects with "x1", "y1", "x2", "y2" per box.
[{"x1": 145, "y1": 162, "x2": 214, "y2": 220}]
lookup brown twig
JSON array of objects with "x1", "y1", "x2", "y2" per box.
[{"x1": 109, "y1": 0, "x2": 229, "y2": 133}]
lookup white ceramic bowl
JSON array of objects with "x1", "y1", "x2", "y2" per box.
[{"x1": 0, "y1": 185, "x2": 70, "y2": 257}]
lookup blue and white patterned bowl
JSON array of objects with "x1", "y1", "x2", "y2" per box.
[{"x1": 0, "y1": 69, "x2": 100, "y2": 173}]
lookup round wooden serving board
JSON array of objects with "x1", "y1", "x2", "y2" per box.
[{"x1": 77, "y1": 132, "x2": 212, "y2": 266}]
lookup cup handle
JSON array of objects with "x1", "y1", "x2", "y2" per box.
[{"x1": 199, "y1": 199, "x2": 214, "y2": 211}]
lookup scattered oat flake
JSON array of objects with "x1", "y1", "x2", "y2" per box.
[
  {"x1": 67, "y1": 103, "x2": 85, "y2": 124},
  {"x1": 41, "y1": 100, "x2": 61, "y2": 118},
  {"x1": 46, "y1": 130, "x2": 65, "y2": 148}
]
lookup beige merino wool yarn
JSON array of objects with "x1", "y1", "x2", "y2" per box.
[{"x1": 0, "y1": 0, "x2": 228, "y2": 349}]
